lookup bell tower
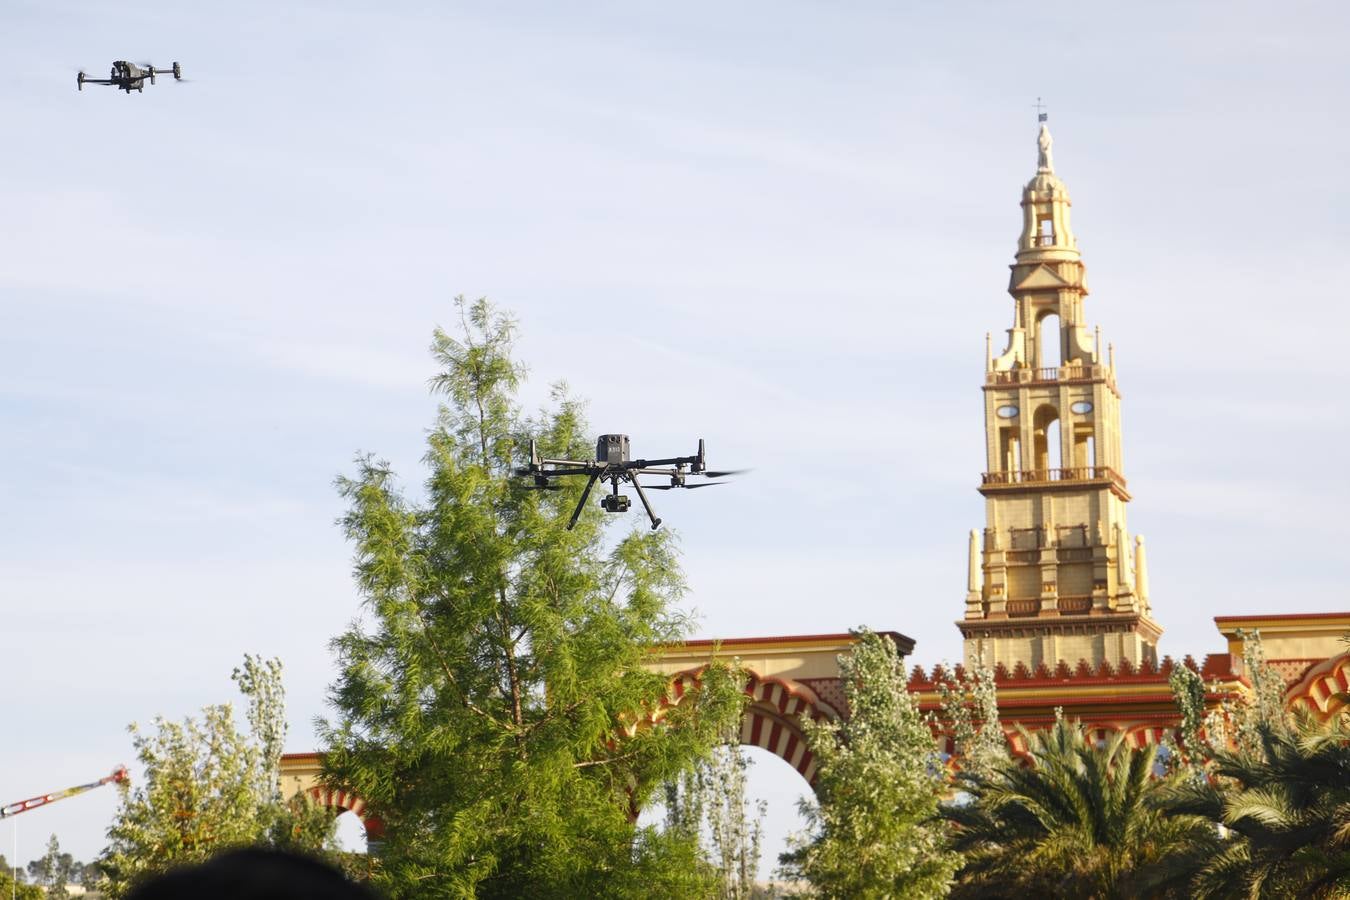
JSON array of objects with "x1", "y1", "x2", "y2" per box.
[{"x1": 960, "y1": 119, "x2": 1162, "y2": 672}]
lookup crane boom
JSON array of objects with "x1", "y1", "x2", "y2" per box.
[{"x1": 1, "y1": 766, "x2": 128, "y2": 820}]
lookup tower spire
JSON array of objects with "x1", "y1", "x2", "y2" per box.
[
  {"x1": 1016, "y1": 118, "x2": 1077, "y2": 260},
  {"x1": 961, "y1": 123, "x2": 1162, "y2": 673}
]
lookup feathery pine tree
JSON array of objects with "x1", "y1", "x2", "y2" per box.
[
  {"x1": 318, "y1": 297, "x2": 743, "y2": 898},
  {"x1": 779, "y1": 628, "x2": 959, "y2": 899}
]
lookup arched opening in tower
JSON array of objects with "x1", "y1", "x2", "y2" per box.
[
  {"x1": 1036, "y1": 311, "x2": 1062, "y2": 369},
  {"x1": 1073, "y1": 431, "x2": 1096, "y2": 472},
  {"x1": 1033, "y1": 405, "x2": 1061, "y2": 474},
  {"x1": 1037, "y1": 215, "x2": 1055, "y2": 246}
]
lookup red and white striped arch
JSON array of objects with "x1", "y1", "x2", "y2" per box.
[
  {"x1": 1286, "y1": 652, "x2": 1350, "y2": 719},
  {"x1": 1124, "y1": 723, "x2": 1172, "y2": 749},
  {"x1": 1000, "y1": 722, "x2": 1173, "y2": 763},
  {"x1": 665, "y1": 668, "x2": 842, "y2": 787},
  {"x1": 307, "y1": 786, "x2": 385, "y2": 840}
]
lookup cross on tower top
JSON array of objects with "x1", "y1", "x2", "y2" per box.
[{"x1": 1033, "y1": 97, "x2": 1048, "y2": 122}]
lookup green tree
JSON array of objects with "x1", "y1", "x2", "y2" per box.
[
  {"x1": 27, "y1": 834, "x2": 74, "y2": 899},
  {"x1": 942, "y1": 718, "x2": 1216, "y2": 899},
  {"x1": 0, "y1": 856, "x2": 43, "y2": 900},
  {"x1": 779, "y1": 628, "x2": 959, "y2": 899},
  {"x1": 663, "y1": 730, "x2": 769, "y2": 899},
  {"x1": 1159, "y1": 712, "x2": 1350, "y2": 898},
  {"x1": 932, "y1": 655, "x2": 1006, "y2": 781},
  {"x1": 1158, "y1": 631, "x2": 1350, "y2": 900},
  {"x1": 704, "y1": 741, "x2": 767, "y2": 900},
  {"x1": 99, "y1": 656, "x2": 339, "y2": 896},
  {"x1": 318, "y1": 297, "x2": 744, "y2": 898}
]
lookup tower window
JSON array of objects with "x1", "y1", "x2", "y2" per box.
[
  {"x1": 1033, "y1": 405, "x2": 1061, "y2": 473},
  {"x1": 1073, "y1": 429, "x2": 1096, "y2": 472},
  {"x1": 1000, "y1": 428, "x2": 1022, "y2": 473},
  {"x1": 1037, "y1": 217, "x2": 1054, "y2": 246},
  {"x1": 1037, "y1": 312, "x2": 1063, "y2": 369}
]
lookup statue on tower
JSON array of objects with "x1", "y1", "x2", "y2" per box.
[{"x1": 1037, "y1": 123, "x2": 1054, "y2": 172}]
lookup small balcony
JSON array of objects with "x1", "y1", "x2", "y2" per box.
[
  {"x1": 985, "y1": 364, "x2": 1113, "y2": 388},
  {"x1": 981, "y1": 466, "x2": 1127, "y2": 491}
]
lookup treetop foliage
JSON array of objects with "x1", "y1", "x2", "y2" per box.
[
  {"x1": 943, "y1": 719, "x2": 1217, "y2": 899},
  {"x1": 780, "y1": 628, "x2": 958, "y2": 899},
  {"x1": 98, "y1": 656, "x2": 339, "y2": 897},
  {"x1": 319, "y1": 297, "x2": 744, "y2": 898}
]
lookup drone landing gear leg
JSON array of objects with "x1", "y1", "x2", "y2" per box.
[
  {"x1": 567, "y1": 473, "x2": 599, "y2": 531},
  {"x1": 629, "y1": 477, "x2": 663, "y2": 530}
]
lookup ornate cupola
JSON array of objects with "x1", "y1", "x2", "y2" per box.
[{"x1": 960, "y1": 119, "x2": 1162, "y2": 673}]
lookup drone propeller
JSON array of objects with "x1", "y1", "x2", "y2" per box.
[
  {"x1": 702, "y1": 469, "x2": 749, "y2": 478},
  {"x1": 520, "y1": 484, "x2": 562, "y2": 491},
  {"x1": 643, "y1": 482, "x2": 727, "y2": 491}
]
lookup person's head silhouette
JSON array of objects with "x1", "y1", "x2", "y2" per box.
[{"x1": 126, "y1": 848, "x2": 377, "y2": 900}]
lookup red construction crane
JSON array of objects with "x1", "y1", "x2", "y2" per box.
[{"x1": 0, "y1": 767, "x2": 128, "y2": 820}]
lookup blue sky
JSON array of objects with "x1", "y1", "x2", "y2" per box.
[{"x1": 3, "y1": 0, "x2": 1349, "y2": 875}]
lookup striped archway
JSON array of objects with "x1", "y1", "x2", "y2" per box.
[
  {"x1": 307, "y1": 784, "x2": 385, "y2": 840},
  {"x1": 645, "y1": 632, "x2": 914, "y2": 789},
  {"x1": 1285, "y1": 651, "x2": 1350, "y2": 719},
  {"x1": 1123, "y1": 723, "x2": 1172, "y2": 749},
  {"x1": 664, "y1": 667, "x2": 843, "y2": 787},
  {"x1": 279, "y1": 752, "x2": 385, "y2": 841}
]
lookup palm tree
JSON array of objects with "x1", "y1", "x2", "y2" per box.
[
  {"x1": 1159, "y1": 711, "x2": 1350, "y2": 899},
  {"x1": 940, "y1": 718, "x2": 1217, "y2": 899}
]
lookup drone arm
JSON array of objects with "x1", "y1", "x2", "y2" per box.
[
  {"x1": 566, "y1": 473, "x2": 599, "y2": 531},
  {"x1": 628, "y1": 476, "x2": 663, "y2": 531},
  {"x1": 631, "y1": 455, "x2": 698, "y2": 468},
  {"x1": 538, "y1": 465, "x2": 596, "y2": 477}
]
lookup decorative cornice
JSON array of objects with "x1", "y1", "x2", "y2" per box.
[
  {"x1": 906, "y1": 653, "x2": 1234, "y2": 692},
  {"x1": 1215, "y1": 611, "x2": 1350, "y2": 627},
  {"x1": 658, "y1": 630, "x2": 915, "y2": 657},
  {"x1": 957, "y1": 612, "x2": 1164, "y2": 643}
]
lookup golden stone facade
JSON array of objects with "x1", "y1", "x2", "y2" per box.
[{"x1": 960, "y1": 122, "x2": 1163, "y2": 672}]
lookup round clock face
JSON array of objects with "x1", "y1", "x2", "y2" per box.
[
  {"x1": 996, "y1": 405, "x2": 1019, "y2": 419},
  {"x1": 1070, "y1": 401, "x2": 1094, "y2": 414}
]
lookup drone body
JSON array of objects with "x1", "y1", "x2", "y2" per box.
[
  {"x1": 516, "y1": 434, "x2": 740, "y2": 530},
  {"x1": 78, "y1": 61, "x2": 182, "y2": 93}
]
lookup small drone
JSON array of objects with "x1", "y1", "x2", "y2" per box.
[
  {"x1": 78, "y1": 61, "x2": 182, "y2": 93},
  {"x1": 516, "y1": 434, "x2": 741, "y2": 530}
]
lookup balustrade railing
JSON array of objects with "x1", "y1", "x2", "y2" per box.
[
  {"x1": 981, "y1": 466, "x2": 1126, "y2": 490},
  {"x1": 985, "y1": 364, "x2": 1110, "y2": 387},
  {"x1": 1057, "y1": 595, "x2": 1093, "y2": 615},
  {"x1": 1006, "y1": 599, "x2": 1041, "y2": 617}
]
